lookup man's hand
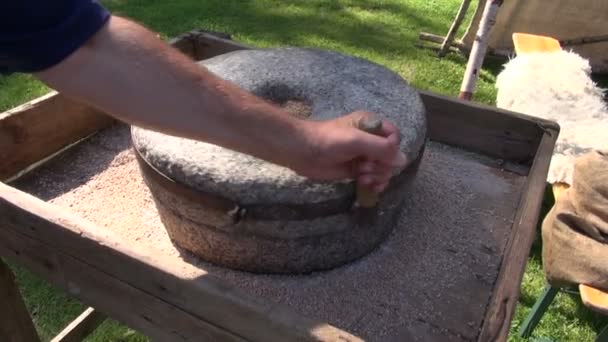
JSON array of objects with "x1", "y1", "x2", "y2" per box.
[
  {"x1": 294, "y1": 112, "x2": 406, "y2": 193},
  {"x1": 34, "y1": 15, "x2": 405, "y2": 194}
]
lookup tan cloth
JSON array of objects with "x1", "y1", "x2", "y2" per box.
[{"x1": 542, "y1": 150, "x2": 608, "y2": 291}]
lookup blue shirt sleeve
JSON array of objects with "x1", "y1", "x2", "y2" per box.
[{"x1": 0, "y1": 1, "x2": 111, "y2": 74}]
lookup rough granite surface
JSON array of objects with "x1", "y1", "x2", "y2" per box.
[
  {"x1": 13, "y1": 124, "x2": 526, "y2": 341},
  {"x1": 142, "y1": 154, "x2": 415, "y2": 273},
  {"x1": 132, "y1": 48, "x2": 427, "y2": 204}
]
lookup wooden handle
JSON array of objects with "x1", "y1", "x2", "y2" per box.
[{"x1": 354, "y1": 114, "x2": 383, "y2": 208}]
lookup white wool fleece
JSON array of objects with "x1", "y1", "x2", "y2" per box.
[{"x1": 496, "y1": 50, "x2": 608, "y2": 185}]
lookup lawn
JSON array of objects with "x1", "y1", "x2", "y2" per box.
[{"x1": 1, "y1": 0, "x2": 606, "y2": 341}]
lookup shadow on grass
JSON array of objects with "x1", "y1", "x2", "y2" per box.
[
  {"x1": 5, "y1": 258, "x2": 145, "y2": 341},
  {"x1": 103, "y1": 0, "x2": 456, "y2": 59},
  {"x1": 101, "y1": 0, "x2": 499, "y2": 101}
]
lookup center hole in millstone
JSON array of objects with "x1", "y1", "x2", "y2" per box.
[
  {"x1": 257, "y1": 82, "x2": 312, "y2": 119},
  {"x1": 277, "y1": 100, "x2": 312, "y2": 119}
]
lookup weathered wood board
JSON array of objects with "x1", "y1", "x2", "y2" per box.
[{"x1": 0, "y1": 92, "x2": 115, "y2": 181}]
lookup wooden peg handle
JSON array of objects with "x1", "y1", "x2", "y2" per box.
[{"x1": 354, "y1": 114, "x2": 383, "y2": 208}]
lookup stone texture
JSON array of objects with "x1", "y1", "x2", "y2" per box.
[
  {"x1": 138, "y1": 151, "x2": 421, "y2": 273},
  {"x1": 132, "y1": 48, "x2": 426, "y2": 205},
  {"x1": 131, "y1": 48, "x2": 427, "y2": 273}
]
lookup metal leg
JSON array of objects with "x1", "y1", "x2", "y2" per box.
[
  {"x1": 518, "y1": 285, "x2": 560, "y2": 338},
  {"x1": 531, "y1": 337, "x2": 555, "y2": 342},
  {"x1": 597, "y1": 324, "x2": 608, "y2": 342}
]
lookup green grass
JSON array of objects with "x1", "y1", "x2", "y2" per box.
[
  {"x1": 0, "y1": 0, "x2": 606, "y2": 341},
  {"x1": 0, "y1": 73, "x2": 49, "y2": 112},
  {"x1": 7, "y1": 263, "x2": 146, "y2": 341}
]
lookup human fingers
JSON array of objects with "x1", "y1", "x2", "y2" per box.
[
  {"x1": 350, "y1": 129, "x2": 393, "y2": 159},
  {"x1": 358, "y1": 173, "x2": 392, "y2": 193},
  {"x1": 378, "y1": 120, "x2": 401, "y2": 141},
  {"x1": 352, "y1": 132, "x2": 407, "y2": 170},
  {"x1": 358, "y1": 160, "x2": 375, "y2": 173},
  {"x1": 373, "y1": 181, "x2": 389, "y2": 193},
  {"x1": 358, "y1": 160, "x2": 396, "y2": 176},
  {"x1": 359, "y1": 170, "x2": 392, "y2": 186}
]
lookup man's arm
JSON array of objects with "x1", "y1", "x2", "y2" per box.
[{"x1": 34, "y1": 16, "x2": 406, "y2": 191}]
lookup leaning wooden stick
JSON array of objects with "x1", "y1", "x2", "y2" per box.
[
  {"x1": 354, "y1": 114, "x2": 384, "y2": 208},
  {"x1": 438, "y1": 0, "x2": 472, "y2": 57},
  {"x1": 459, "y1": 0, "x2": 503, "y2": 100}
]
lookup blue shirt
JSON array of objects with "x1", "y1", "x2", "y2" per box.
[{"x1": 0, "y1": 1, "x2": 110, "y2": 74}]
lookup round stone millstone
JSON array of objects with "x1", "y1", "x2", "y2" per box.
[{"x1": 132, "y1": 47, "x2": 427, "y2": 274}]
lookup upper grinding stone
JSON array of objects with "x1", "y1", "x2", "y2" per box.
[{"x1": 132, "y1": 48, "x2": 426, "y2": 205}]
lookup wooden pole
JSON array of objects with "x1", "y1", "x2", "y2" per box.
[
  {"x1": 0, "y1": 259, "x2": 40, "y2": 342},
  {"x1": 50, "y1": 307, "x2": 106, "y2": 342},
  {"x1": 438, "y1": 0, "x2": 472, "y2": 57},
  {"x1": 419, "y1": 32, "x2": 467, "y2": 49},
  {"x1": 459, "y1": 0, "x2": 503, "y2": 101}
]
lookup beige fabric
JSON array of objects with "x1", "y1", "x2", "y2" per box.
[
  {"x1": 542, "y1": 150, "x2": 608, "y2": 291},
  {"x1": 462, "y1": 0, "x2": 608, "y2": 74}
]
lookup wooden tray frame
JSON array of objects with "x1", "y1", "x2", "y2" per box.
[{"x1": 0, "y1": 31, "x2": 559, "y2": 342}]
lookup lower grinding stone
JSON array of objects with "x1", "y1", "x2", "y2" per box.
[{"x1": 132, "y1": 47, "x2": 427, "y2": 274}]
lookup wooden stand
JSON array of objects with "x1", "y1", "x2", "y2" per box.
[
  {"x1": 0, "y1": 31, "x2": 560, "y2": 342},
  {"x1": 1, "y1": 259, "x2": 106, "y2": 342}
]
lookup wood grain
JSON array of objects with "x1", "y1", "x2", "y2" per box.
[
  {"x1": 420, "y1": 89, "x2": 559, "y2": 165},
  {"x1": 0, "y1": 182, "x2": 361, "y2": 342},
  {"x1": 0, "y1": 92, "x2": 115, "y2": 181},
  {"x1": 478, "y1": 131, "x2": 558, "y2": 342},
  {"x1": 0, "y1": 227, "x2": 245, "y2": 342},
  {"x1": 0, "y1": 258, "x2": 40, "y2": 342},
  {"x1": 50, "y1": 307, "x2": 106, "y2": 342}
]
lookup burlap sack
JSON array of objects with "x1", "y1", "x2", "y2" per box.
[{"x1": 542, "y1": 150, "x2": 608, "y2": 291}]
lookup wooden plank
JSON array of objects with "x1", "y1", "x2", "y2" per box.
[
  {"x1": 0, "y1": 92, "x2": 115, "y2": 181},
  {"x1": 0, "y1": 182, "x2": 361, "y2": 342},
  {"x1": 0, "y1": 226, "x2": 245, "y2": 342},
  {"x1": 477, "y1": 131, "x2": 558, "y2": 342},
  {"x1": 50, "y1": 307, "x2": 106, "y2": 342},
  {"x1": 419, "y1": 90, "x2": 559, "y2": 164},
  {"x1": 420, "y1": 32, "x2": 466, "y2": 49},
  {"x1": 0, "y1": 258, "x2": 40, "y2": 342}
]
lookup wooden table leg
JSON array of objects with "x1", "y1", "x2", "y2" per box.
[
  {"x1": 50, "y1": 307, "x2": 106, "y2": 342},
  {"x1": 0, "y1": 258, "x2": 40, "y2": 342}
]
